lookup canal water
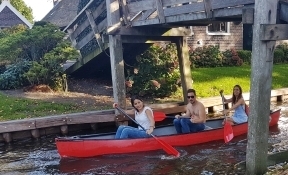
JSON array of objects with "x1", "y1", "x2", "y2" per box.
[{"x1": 0, "y1": 102, "x2": 288, "y2": 175}]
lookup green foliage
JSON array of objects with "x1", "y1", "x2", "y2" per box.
[
  {"x1": 24, "y1": 42, "x2": 79, "y2": 90},
  {"x1": 237, "y1": 50, "x2": 252, "y2": 64},
  {"x1": 125, "y1": 44, "x2": 180, "y2": 97},
  {"x1": 276, "y1": 43, "x2": 288, "y2": 62},
  {"x1": 0, "y1": 0, "x2": 33, "y2": 22},
  {"x1": 274, "y1": 49, "x2": 284, "y2": 64},
  {"x1": 222, "y1": 48, "x2": 243, "y2": 66},
  {"x1": 189, "y1": 45, "x2": 223, "y2": 68},
  {"x1": 0, "y1": 23, "x2": 65, "y2": 63},
  {"x1": 0, "y1": 61, "x2": 31, "y2": 89}
]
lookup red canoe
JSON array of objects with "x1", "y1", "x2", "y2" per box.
[{"x1": 55, "y1": 109, "x2": 281, "y2": 158}]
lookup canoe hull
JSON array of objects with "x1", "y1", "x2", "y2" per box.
[{"x1": 56, "y1": 109, "x2": 281, "y2": 158}]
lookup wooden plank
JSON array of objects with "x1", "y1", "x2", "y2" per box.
[
  {"x1": 164, "y1": 2, "x2": 205, "y2": 17},
  {"x1": 164, "y1": 11, "x2": 207, "y2": 24},
  {"x1": 260, "y1": 24, "x2": 288, "y2": 41},
  {"x1": 211, "y1": 0, "x2": 254, "y2": 10},
  {"x1": 85, "y1": 9, "x2": 104, "y2": 50},
  {"x1": 67, "y1": 113, "x2": 115, "y2": 124},
  {"x1": 63, "y1": 0, "x2": 94, "y2": 32},
  {"x1": 35, "y1": 116, "x2": 67, "y2": 128},
  {"x1": 131, "y1": 18, "x2": 159, "y2": 26},
  {"x1": 246, "y1": 0, "x2": 278, "y2": 174},
  {"x1": 203, "y1": 0, "x2": 212, "y2": 18},
  {"x1": 176, "y1": 37, "x2": 193, "y2": 104},
  {"x1": 156, "y1": 0, "x2": 165, "y2": 23},
  {"x1": 141, "y1": 9, "x2": 156, "y2": 20},
  {"x1": 67, "y1": 29, "x2": 77, "y2": 47},
  {"x1": 0, "y1": 119, "x2": 36, "y2": 133},
  {"x1": 75, "y1": 18, "x2": 107, "y2": 50},
  {"x1": 212, "y1": 6, "x2": 245, "y2": 18},
  {"x1": 242, "y1": 8, "x2": 254, "y2": 24},
  {"x1": 103, "y1": 35, "x2": 175, "y2": 43},
  {"x1": 127, "y1": 0, "x2": 155, "y2": 14},
  {"x1": 107, "y1": 0, "x2": 127, "y2": 112},
  {"x1": 91, "y1": 0, "x2": 106, "y2": 21},
  {"x1": 162, "y1": 0, "x2": 197, "y2": 7},
  {"x1": 71, "y1": 19, "x2": 90, "y2": 39},
  {"x1": 119, "y1": 0, "x2": 131, "y2": 25}
]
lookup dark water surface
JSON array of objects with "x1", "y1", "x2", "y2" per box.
[{"x1": 1, "y1": 102, "x2": 288, "y2": 175}]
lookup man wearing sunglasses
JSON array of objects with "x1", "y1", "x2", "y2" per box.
[{"x1": 173, "y1": 89, "x2": 206, "y2": 133}]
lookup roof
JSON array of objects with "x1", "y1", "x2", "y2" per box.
[
  {"x1": 41, "y1": 0, "x2": 80, "y2": 29},
  {"x1": 0, "y1": 0, "x2": 32, "y2": 28}
]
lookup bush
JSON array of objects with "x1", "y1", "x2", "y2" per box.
[
  {"x1": 274, "y1": 49, "x2": 284, "y2": 64},
  {"x1": 276, "y1": 43, "x2": 288, "y2": 62},
  {"x1": 222, "y1": 48, "x2": 243, "y2": 66},
  {"x1": 0, "y1": 61, "x2": 31, "y2": 89},
  {"x1": 189, "y1": 45, "x2": 223, "y2": 68},
  {"x1": 237, "y1": 50, "x2": 252, "y2": 64},
  {"x1": 125, "y1": 43, "x2": 180, "y2": 97}
]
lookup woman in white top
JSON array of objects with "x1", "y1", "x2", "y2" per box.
[{"x1": 114, "y1": 96, "x2": 155, "y2": 139}]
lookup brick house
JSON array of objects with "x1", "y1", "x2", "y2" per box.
[
  {"x1": 0, "y1": 0, "x2": 32, "y2": 29},
  {"x1": 187, "y1": 22, "x2": 246, "y2": 51}
]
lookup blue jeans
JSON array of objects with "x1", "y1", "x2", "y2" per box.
[
  {"x1": 173, "y1": 118, "x2": 205, "y2": 133},
  {"x1": 115, "y1": 125, "x2": 149, "y2": 139}
]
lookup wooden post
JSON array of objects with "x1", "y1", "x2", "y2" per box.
[
  {"x1": 3, "y1": 133, "x2": 12, "y2": 143},
  {"x1": 106, "y1": 0, "x2": 126, "y2": 111},
  {"x1": 246, "y1": 0, "x2": 278, "y2": 174},
  {"x1": 31, "y1": 129, "x2": 40, "y2": 139},
  {"x1": 60, "y1": 125, "x2": 68, "y2": 135},
  {"x1": 176, "y1": 37, "x2": 193, "y2": 104}
]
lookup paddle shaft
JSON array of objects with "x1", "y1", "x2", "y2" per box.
[{"x1": 220, "y1": 93, "x2": 227, "y2": 120}]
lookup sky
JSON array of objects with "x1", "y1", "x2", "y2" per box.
[{"x1": 23, "y1": 0, "x2": 54, "y2": 21}]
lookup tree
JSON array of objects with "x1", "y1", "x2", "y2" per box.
[{"x1": 0, "y1": 0, "x2": 33, "y2": 22}]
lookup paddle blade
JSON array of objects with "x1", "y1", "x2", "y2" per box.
[
  {"x1": 153, "y1": 111, "x2": 167, "y2": 122},
  {"x1": 224, "y1": 122, "x2": 234, "y2": 143},
  {"x1": 152, "y1": 135, "x2": 180, "y2": 157}
]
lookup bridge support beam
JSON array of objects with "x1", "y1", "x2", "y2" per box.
[
  {"x1": 246, "y1": 0, "x2": 278, "y2": 174},
  {"x1": 106, "y1": 0, "x2": 126, "y2": 111},
  {"x1": 176, "y1": 37, "x2": 193, "y2": 104}
]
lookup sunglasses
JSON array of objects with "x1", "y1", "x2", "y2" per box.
[{"x1": 187, "y1": 95, "x2": 195, "y2": 99}]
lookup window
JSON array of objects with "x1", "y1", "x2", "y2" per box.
[{"x1": 206, "y1": 22, "x2": 230, "y2": 35}]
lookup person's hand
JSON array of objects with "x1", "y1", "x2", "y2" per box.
[
  {"x1": 219, "y1": 89, "x2": 224, "y2": 94},
  {"x1": 190, "y1": 115, "x2": 195, "y2": 123},
  {"x1": 223, "y1": 109, "x2": 229, "y2": 115},
  {"x1": 146, "y1": 127, "x2": 153, "y2": 135},
  {"x1": 113, "y1": 103, "x2": 118, "y2": 108},
  {"x1": 175, "y1": 114, "x2": 180, "y2": 119}
]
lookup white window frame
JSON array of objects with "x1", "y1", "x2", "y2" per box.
[{"x1": 206, "y1": 22, "x2": 231, "y2": 36}]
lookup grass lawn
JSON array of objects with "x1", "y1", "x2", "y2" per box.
[{"x1": 0, "y1": 64, "x2": 287, "y2": 121}]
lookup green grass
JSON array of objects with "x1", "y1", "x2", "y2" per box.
[
  {"x1": 0, "y1": 93, "x2": 110, "y2": 121},
  {"x1": 192, "y1": 64, "x2": 288, "y2": 98},
  {"x1": 0, "y1": 64, "x2": 288, "y2": 121}
]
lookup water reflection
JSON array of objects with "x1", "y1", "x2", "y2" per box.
[{"x1": 0, "y1": 102, "x2": 287, "y2": 175}]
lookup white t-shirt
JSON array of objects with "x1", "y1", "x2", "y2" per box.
[{"x1": 135, "y1": 106, "x2": 153, "y2": 130}]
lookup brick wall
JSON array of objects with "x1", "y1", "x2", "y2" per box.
[{"x1": 186, "y1": 22, "x2": 243, "y2": 51}]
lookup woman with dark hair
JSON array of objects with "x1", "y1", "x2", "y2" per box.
[
  {"x1": 113, "y1": 96, "x2": 155, "y2": 139},
  {"x1": 220, "y1": 85, "x2": 248, "y2": 125}
]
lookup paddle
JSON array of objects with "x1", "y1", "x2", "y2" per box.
[
  {"x1": 153, "y1": 111, "x2": 190, "y2": 122},
  {"x1": 220, "y1": 92, "x2": 234, "y2": 143},
  {"x1": 115, "y1": 106, "x2": 180, "y2": 157}
]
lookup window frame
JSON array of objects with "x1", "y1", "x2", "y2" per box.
[{"x1": 206, "y1": 22, "x2": 231, "y2": 36}]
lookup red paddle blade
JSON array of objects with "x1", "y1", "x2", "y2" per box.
[
  {"x1": 224, "y1": 122, "x2": 234, "y2": 143},
  {"x1": 152, "y1": 135, "x2": 180, "y2": 157},
  {"x1": 153, "y1": 111, "x2": 167, "y2": 122}
]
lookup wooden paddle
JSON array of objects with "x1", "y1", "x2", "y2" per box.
[
  {"x1": 220, "y1": 92, "x2": 234, "y2": 143},
  {"x1": 153, "y1": 111, "x2": 190, "y2": 121},
  {"x1": 115, "y1": 106, "x2": 180, "y2": 157}
]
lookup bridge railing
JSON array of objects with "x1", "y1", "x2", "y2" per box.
[
  {"x1": 123, "y1": 0, "x2": 254, "y2": 26},
  {"x1": 64, "y1": 0, "x2": 107, "y2": 59}
]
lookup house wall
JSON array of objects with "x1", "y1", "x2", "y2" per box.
[{"x1": 187, "y1": 22, "x2": 243, "y2": 51}]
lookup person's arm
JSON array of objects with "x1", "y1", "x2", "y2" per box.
[
  {"x1": 223, "y1": 98, "x2": 245, "y2": 114},
  {"x1": 191, "y1": 103, "x2": 206, "y2": 123},
  {"x1": 175, "y1": 104, "x2": 192, "y2": 119},
  {"x1": 113, "y1": 103, "x2": 134, "y2": 115},
  {"x1": 145, "y1": 109, "x2": 155, "y2": 134}
]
